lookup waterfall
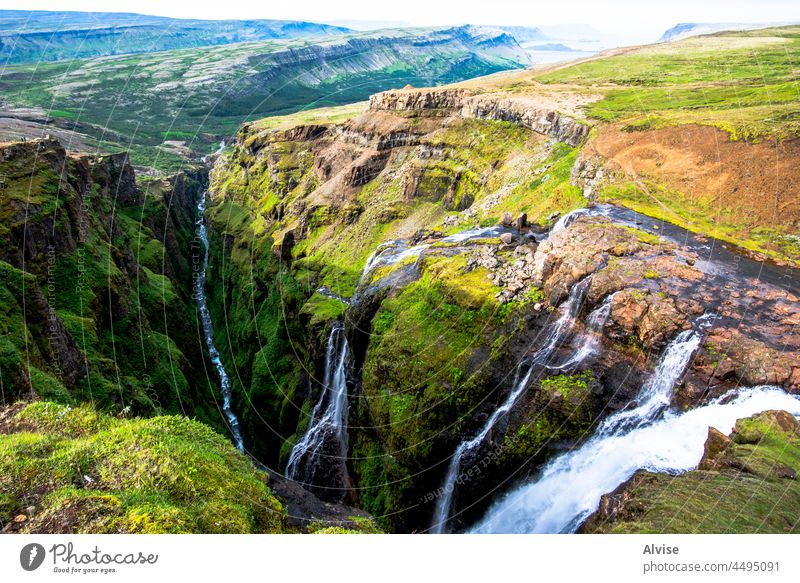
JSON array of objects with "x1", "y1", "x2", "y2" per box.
[
  {"x1": 360, "y1": 226, "x2": 512, "y2": 289},
  {"x1": 195, "y1": 194, "x2": 245, "y2": 452},
  {"x1": 552, "y1": 295, "x2": 613, "y2": 370},
  {"x1": 468, "y1": 328, "x2": 714, "y2": 533},
  {"x1": 599, "y1": 329, "x2": 700, "y2": 434},
  {"x1": 285, "y1": 323, "x2": 351, "y2": 483},
  {"x1": 470, "y1": 386, "x2": 800, "y2": 534},
  {"x1": 429, "y1": 276, "x2": 591, "y2": 533},
  {"x1": 550, "y1": 208, "x2": 590, "y2": 234}
]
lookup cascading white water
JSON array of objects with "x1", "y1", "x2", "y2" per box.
[
  {"x1": 440, "y1": 225, "x2": 507, "y2": 243},
  {"x1": 195, "y1": 194, "x2": 245, "y2": 451},
  {"x1": 285, "y1": 323, "x2": 350, "y2": 481},
  {"x1": 360, "y1": 226, "x2": 512, "y2": 288},
  {"x1": 600, "y1": 329, "x2": 700, "y2": 434},
  {"x1": 429, "y1": 277, "x2": 591, "y2": 533},
  {"x1": 552, "y1": 295, "x2": 613, "y2": 370},
  {"x1": 468, "y1": 328, "x2": 723, "y2": 533},
  {"x1": 550, "y1": 208, "x2": 590, "y2": 234},
  {"x1": 470, "y1": 386, "x2": 800, "y2": 534}
]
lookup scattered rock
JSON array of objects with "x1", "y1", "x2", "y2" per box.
[{"x1": 698, "y1": 427, "x2": 733, "y2": 471}]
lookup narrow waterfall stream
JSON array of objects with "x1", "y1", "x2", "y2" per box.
[
  {"x1": 430, "y1": 276, "x2": 592, "y2": 533},
  {"x1": 553, "y1": 295, "x2": 613, "y2": 371},
  {"x1": 287, "y1": 224, "x2": 519, "y2": 491},
  {"x1": 468, "y1": 326, "x2": 800, "y2": 533},
  {"x1": 285, "y1": 322, "x2": 351, "y2": 484},
  {"x1": 195, "y1": 194, "x2": 245, "y2": 452}
]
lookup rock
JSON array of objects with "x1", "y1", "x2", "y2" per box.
[
  {"x1": 609, "y1": 289, "x2": 687, "y2": 348},
  {"x1": 514, "y1": 213, "x2": 528, "y2": 231},
  {"x1": 500, "y1": 212, "x2": 513, "y2": 227},
  {"x1": 500, "y1": 232, "x2": 514, "y2": 245},
  {"x1": 580, "y1": 472, "x2": 651, "y2": 533},
  {"x1": 701, "y1": 330, "x2": 799, "y2": 392},
  {"x1": 530, "y1": 217, "x2": 644, "y2": 303},
  {"x1": 698, "y1": 427, "x2": 733, "y2": 470},
  {"x1": 733, "y1": 410, "x2": 800, "y2": 444},
  {"x1": 370, "y1": 88, "x2": 591, "y2": 146}
]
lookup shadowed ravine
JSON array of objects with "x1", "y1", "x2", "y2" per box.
[{"x1": 195, "y1": 193, "x2": 245, "y2": 452}]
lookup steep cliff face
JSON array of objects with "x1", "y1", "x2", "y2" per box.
[
  {"x1": 204, "y1": 74, "x2": 800, "y2": 531},
  {"x1": 369, "y1": 88, "x2": 590, "y2": 146},
  {"x1": 0, "y1": 137, "x2": 221, "y2": 427}
]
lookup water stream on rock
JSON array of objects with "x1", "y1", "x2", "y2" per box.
[
  {"x1": 430, "y1": 276, "x2": 592, "y2": 533},
  {"x1": 285, "y1": 322, "x2": 351, "y2": 484},
  {"x1": 466, "y1": 327, "x2": 796, "y2": 533},
  {"x1": 470, "y1": 385, "x2": 800, "y2": 533},
  {"x1": 195, "y1": 194, "x2": 245, "y2": 452},
  {"x1": 552, "y1": 294, "x2": 613, "y2": 371}
]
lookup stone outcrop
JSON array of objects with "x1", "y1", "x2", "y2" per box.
[
  {"x1": 608, "y1": 289, "x2": 689, "y2": 348},
  {"x1": 699, "y1": 329, "x2": 800, "y2": 392},
  {"x1": 530, "y1": 217, "x2": 644, "y2": 304},
  {"x1": 370, "y1": 88, "x2": 591, "y2": 146}
]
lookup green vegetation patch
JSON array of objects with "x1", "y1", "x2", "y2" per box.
[{"x1": 0, "y1": 402, "x2": 284, "y2": 533}]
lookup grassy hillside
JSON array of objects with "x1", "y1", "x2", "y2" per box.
[
  {"x1": 0, "y1": 401, "x2": 285, "y2": 533},
  {"x1": 455, "y1": 25, "x2": 800, "y2": 262},
  {"x1": 536, "y1": 26, "x2": 800, "y2": 141}
]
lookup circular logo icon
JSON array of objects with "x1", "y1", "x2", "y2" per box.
[{"x1": 20, "y1": 543, "x2": 46, "y2": 571}]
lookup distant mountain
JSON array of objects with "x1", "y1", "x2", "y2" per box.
[
  {"x1": 324, "y1": 19, "x2": 412, "y2": 31},
  {"x1": 659, "y1": 22, "x2": 796, "y2": 42},
  {"x1": 0, "y1": 24, "x2": 530, "y2": 167},
  {"x1": 495, "y1": 26, "x2": 547, "y2": 42},
  {"x1": 0, "y1": 9, "x2": 352, "y2": 63}
]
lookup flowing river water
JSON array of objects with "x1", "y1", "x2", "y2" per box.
[{"x1": 195, "y1": 193, "x2": 245, "y2": 451}]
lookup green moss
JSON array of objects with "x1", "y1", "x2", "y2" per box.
[
  {"x1": 300, "y1": 293, "x2": 348, "y2": 329},
  {"x1": 495, "y1": 142, "x2": 585, "y2": 225},
  {"x1": 0, "y1": 402, "x2": 284, "y2": 533}
]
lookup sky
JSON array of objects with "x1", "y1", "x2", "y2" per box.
[{"x1": 1, "y1": 0, "x2": 799, "y2": 43}]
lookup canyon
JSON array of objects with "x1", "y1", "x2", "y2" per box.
[{"x1": 0, "y1": 23, "x2": 799, "y2": 534}]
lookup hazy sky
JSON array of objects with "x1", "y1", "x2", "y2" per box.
[{"x1": 2, "y1": 0, "x2": 799, "y2": 42}]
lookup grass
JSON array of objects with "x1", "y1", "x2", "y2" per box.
[
  {"x1": 0, "y1": 402, "x2": 285, "y2": 533},
  {"x1": 536, "y1": 26, "x2": 800, "y2": 141},
  {"x1": 597, "y1": 181, "x2": 799, "y2": 264},
  {"x1": 252, "y1": 102, "x2": 369, "y2": 132}
]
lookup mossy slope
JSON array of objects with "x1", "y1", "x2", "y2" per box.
[{"x1": 0, "y1": 401, "x2": 284, "y2": 533}]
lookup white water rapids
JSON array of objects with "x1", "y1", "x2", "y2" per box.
[
  {"x1": 469, "y1": 326, "x2": 800, "y2": 533},
  {"x1": 430, "y1": 276, "x2": 592, "y2": 533}
]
